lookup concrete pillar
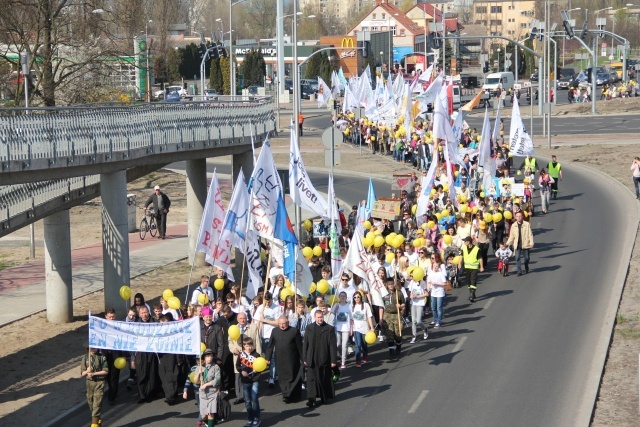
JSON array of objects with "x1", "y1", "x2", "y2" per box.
[
  {"x1": 232, "y1": 150, "x2": 255, "y2": 284},
  {"x1": 187, "y1": 158, "x2": 208, "y2": 267},
  {"x1": 101, "y1": 171, "x2": 130, "y2": 319},
  {"x1": 44, "y1": 209, "x2": 73, "y2": 323}
]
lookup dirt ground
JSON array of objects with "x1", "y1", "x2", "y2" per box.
[{"x1": 0, "y1": 135, "x2": 638, "y2": 425}]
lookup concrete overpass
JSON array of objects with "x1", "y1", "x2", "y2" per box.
[{"x1": 0, "y1": 100, "x2": 275, "y2": 323}]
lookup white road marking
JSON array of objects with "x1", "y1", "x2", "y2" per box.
[
  {"x1": 452, "y1": 336, "x2": 467, "y2": 353},
  {"x1": 484, "y1": 298, "x2": 494, "y2": 310},
  {"x1": 408, "y1": 390, "x2": 429, "y2": 413}
]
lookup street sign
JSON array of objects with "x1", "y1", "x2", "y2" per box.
[
  {"x1": 505, "y1": 60, "x2": 512, "y2": 67},
  {"x1": 321, "y1": 126, "x2": 343, "y2": 149},
  {"x1": 506, "y1": 53, "x2": 512, "y2": 59},
  {"x1": 523, "y1": 81, "x2": 531, "y2": 88}
]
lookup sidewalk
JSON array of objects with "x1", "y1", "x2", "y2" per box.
[{"x1": 0, "y1": 173, "x2": 341, "y2": 327}]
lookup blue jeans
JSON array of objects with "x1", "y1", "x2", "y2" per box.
[
  {"x1": 633, "y1": 176, "x2": 640, "y2": 197},
  {"x1": 430, "y1": 296, "x2": 444, "y2": 325},
  {"x1": 515, "y1": 248, "x2": 530, "y2": 273},
  {"x1": 353, "y1": 331, "x2": 368, "y2": 363},
  {"x1": 242, "y1": 381, "x2": 261, "y2": 422},
  {"x1": 261, "y1": 338, "x2": 276, "y2": 381}
]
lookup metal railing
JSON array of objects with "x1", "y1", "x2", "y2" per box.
[{"x1": 0, "y1": 99, "x2": 275, "y2": 170}]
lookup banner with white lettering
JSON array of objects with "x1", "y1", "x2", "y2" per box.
[
  {"x1": 88, "y1": 315, "x2": 200, "y2": 355},
  {"x1": 289, "y1": 128, "x2": 328, "y2": 217},
  {"x1": 196, "y1": 170, "x2": 225, "y2": 259},
  {"x1": 249, "y1": 142, "x2": 280, "y2": 240},
  {"x1": 508, "y1": 98, "x2": 534, "y2": 156}
]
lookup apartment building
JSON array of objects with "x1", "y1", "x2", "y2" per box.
[
  {"x1": 472, "y1": 0, "x2": 535, "y2": 42},
  {"x1": 300, "y1": 0, "x2": 379, "y2": 26}
]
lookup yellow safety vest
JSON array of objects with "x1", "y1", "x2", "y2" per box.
[
  {"x1": 525, "y1": 158, "x2": 537, "y2": 169},
  {"x1": 462, "y1": 245, "x2": 480, "y2": 270},
  {"x1": 548, "y1": 162, "x2": 561, "y2": 178}
]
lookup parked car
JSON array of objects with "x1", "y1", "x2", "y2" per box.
[
  {"x1": 204, "y1": 89, "x2": 218, "y2": 100},
  {"x1": 557, "y1": 67, "x2": 577, "y2": 90},
  {"x1": 166, "y1": 85, "x2": 188, "y2": 97},
  {"x1": 165, "y1": 91, "x2": 181, "y2": 102},
  {"x1": 608, "y1": 70, "x2": 619, "y2": 83},
  {"x1": 248, "y1": 85, "x2": 264, "y2": 95},
  {"x1": 285, "y1": 78, "x2": 293, "y2": 93},
  {"x1": 300, "y1": 84, "x2": 315, "y2": 99},
  {"x1": 301, "y1": 79, "x2": 319, "y2": 92},
  {"x1": 595, "y1": 73, "x2": 610, "y2": 86}
]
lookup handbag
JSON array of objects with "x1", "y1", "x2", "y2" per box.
[{"x1": 444, "y1": 282, "x2": 453, "y2": 292}]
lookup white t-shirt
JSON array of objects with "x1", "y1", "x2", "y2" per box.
[
  {"x1": 162, "y1": 307, "x2": 180, "y2": 320},
  {"x1": 408, "y1": 280, "x2": 427, "y2": 306},
  {"x1": 427, "y1": 265, "x2": 447, "y2": 298},
  {"x1": 335, "y1": 285, "x2": 358, "y2": 304},
  {"x1": 404, "y1": 251, "x2": 419, "y2": 264},
  {"x1": 332, "y1": 303, "x2": 353, "y2": 333},
  {"x1": 256, "y1": 302, "x2": 282, "y2": 339},
  {"x1": 352, "y1": 303, "x2": 373, "y2": 334}
]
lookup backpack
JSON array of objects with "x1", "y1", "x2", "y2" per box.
[{"x1": 215, "y1": 394, "x2": 231, "y2": 422}]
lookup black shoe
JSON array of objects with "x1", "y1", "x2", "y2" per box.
[
  {"x1": 283, "y1": 397, "x2": 290, "y2": 404},
  {"x1": 306, "y1": 399, "x2": 315, "y2": 408},
  {"x1": 233, "y1": 398, "x2": 245, "y2": 405},
  {"x1": 137, "y1": 398, "x2": 146, "y2": 404},
  {"x1": 525, "y1": 265, "x2": 529, "y2": 274},
  {"x1": 517, "y1": 271, "x2": 523, "y2": 276}
]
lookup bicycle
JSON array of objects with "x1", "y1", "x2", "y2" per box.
[
  {"x1": 498, "y1": 257, "x2": 509, "y2": 277},
  {"x1": 139, "y1": 208, "x2": 158, "y2": 240}
]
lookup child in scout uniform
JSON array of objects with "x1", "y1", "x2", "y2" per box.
[{"x1": 80, "y1": 345, "x2": 109, "y2": 427}]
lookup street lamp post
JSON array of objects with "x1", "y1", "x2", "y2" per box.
[
  {"x1": 145, "y1": 20, "x2": 152, "y2": 102},
  {"x1": 229, "y1": 0, "x2": 250, "y2": 96},
  {"x1": 388, "y1": 13, "x2": 398, "y2": 75},
  {"x1": 216, "y1": 18, "x2": 223, "y2": 44},
  {"x1": 496, "y1": 48, "x2": 501, "y2": 72}
]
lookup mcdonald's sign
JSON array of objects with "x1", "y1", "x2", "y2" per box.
[
  {"x1": 320, "y1": 36, "x2": 358, "y2": 77},
  {"x1": 340, "y1": 38, "x2": 355, "y2": 49}
]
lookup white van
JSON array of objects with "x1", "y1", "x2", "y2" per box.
[{"x1": 482, "y1": 72, "x2": 514, "y2": 93}]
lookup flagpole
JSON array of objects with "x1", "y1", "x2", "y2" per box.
[{"x1": 237, "y1": 219, "x2": 252, "y2": 306}]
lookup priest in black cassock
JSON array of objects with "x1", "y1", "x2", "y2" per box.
[
  {"x1": 303, "y1": 310, "x2": 338, "y2": 408},
  {"x1": 266, "y1": 316, "x2": 304, "y2": 403},
  {"x1": 134, "y1": 306, "x2": 159, "y2": 403}
]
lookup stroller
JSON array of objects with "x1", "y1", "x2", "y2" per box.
[
  {"x1": 523, "y1": 178, "x2": 535, "y2": 217},
  {"x1": 444, "y1": 248, "x2": 461, "y2": 288}
]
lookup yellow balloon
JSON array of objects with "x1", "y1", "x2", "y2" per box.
[
  {"x1": 114, "y1": 357, "x2": 127, "y2": 370},
  {"x1": 302, "y1": 246, "x2": 313, "y2": 259},
  {"x1": 366, "y1": 231, "x2": 375, "y2": 240},
  {"x1": 365, "y1": 331, "x2": 377, "y2": 345},
  {"x1": 483, "y1": 213, "x2": 493, "y2": 223},
  {"x1": 200, "y1": 342, "x2": 207, "y2": 354},
  {"x1": 453, "y1": 255, "x2": 462, "y2": 265},
  {"x1": 386, "y1": 252, "x2": 395, "y2": 263},
  {"x1": 411, "y1": 204, "x2": 417, "y2": 215},
  {"x1": 472, "y1": 206, "x2": 479, "y2": 214},
  {"x1": 317, "y1": 279, "x2": 330, "y2": 294},
  {"x1": 303, "y1": 219, "x2": 313, "y2": 230},
  {"x1": 284, "y1": 280, "x2": 291, "y2": 288},
  {"x1": 441, "y1": 209, "x2": 450, "y2": 217},
  {"x1": 504, "y1": 211, "x2": 513, "y2": 220},
  {"x1": 480, "y1": 191, "x2": 485, "y2": 198},
  {"x1": 119, "y1": 285, "x2": 131, "y2": 301},
  {"x1": 198, "y1": 293, "x2": 210, "y2": 305},
  {"x1": 443, "y1": 184, "x2": 449, "y2": 192},
  {"x1": 364, "y1": 236, "x2": 375, "y2": 247},
  {"x1": 407, "y1": 266, "x2": 416, "y2": 276},
  {"x1": 391, "y1": 236, "x2": 402, "y2": 248},
  {"x1": 214, "y1": 278, "x2": 225, "y2": 291},
  {"x1": 430, "y1": 189, "x2": 437, "y2": 196},
  {"x1": 363, "y1": 220, "x2": 372, "y2": 230},
  {"x1": 412, "y1": 267, "x2": 425, "y2": 281},
  {"x1": 371, "y1": 136, "x2": 376, "y2": 141},
  {"x1": 162, "y1": 289, "x2": 174, "y2": 301},
  {"x1": 374, "y1": 235, "x2": 385, "y2": 248},
  {"x1": 385, "y1": 234, "x2": 395, "y2": 245},
  {"x1": 459, "y1": 204, "x2": 469, "y2": 213},
  {"x1": 443, "y1": 235, "x2": 453, "y2": 245},
  {"x1": 454, "y1": 170, "x2": 460, "y2": 177},
  {"x1": 228, "y1": 324, "x2": 241, "y2": 341},
  {"x1": 313, "y1": 246, "x2": 323, "y2": 257},
  {"x1": 435, "y1": 212, "x2": 443, "y2": 221},
  {"x1": 517, "y1": 170, "x2": 522, "y2": 175},
  {"x1": 508, "y1": 152, "x2": 514, "y2": 158},
  {"x1": 253, "y1": 357, "x2": 268, "y2": 373},
  {"x1": 189, "y1": 371, "x2": 200, "y2": 385},
  {"x1": 413, "y1": 238, "x2": 423, "y2": 248},
  {"x1": 309, "y1": 282, "x2": 317, "y2": 293},
  {"x1": 427, "y1": 220, "x2": 435, "y2": 229},
  {"x1": 168, "y1": 296, "x2": 181, "y2": 310},
  {"x1": 328, "y1": 295, "x2": 339, "y2": 306},
  {"x1": 493, "y1": 213, "x2": 503, "y2": 223},
  {"x1": 373, "y1": 229, "x2": 382, "y2": 236}
]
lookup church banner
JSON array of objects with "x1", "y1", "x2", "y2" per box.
[{"x1": 88, "y1": 315, "x2": 201, "y2": 355}]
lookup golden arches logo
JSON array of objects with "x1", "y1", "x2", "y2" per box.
[{"x1": 340, "y1": 38, "x2": 355, "y2": 49}]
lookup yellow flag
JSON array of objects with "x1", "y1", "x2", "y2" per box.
[
  {"x1": 411, "y1": 100, "x2": 421, "y2": 120},
  {"x1": 461, "y1": 91, "x2": 483, "y2": 112}
]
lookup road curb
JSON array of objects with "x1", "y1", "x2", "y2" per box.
[{"x1": 565, "y1": 160, "x2": 640, "y2": 426}]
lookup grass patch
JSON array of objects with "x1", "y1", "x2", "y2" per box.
[
  {"x1": 618, "y1": 329, "x2": 640, "y2": 339},
  {"x1": 617, "y1": 314, "x2": 640, "y2": 324}
]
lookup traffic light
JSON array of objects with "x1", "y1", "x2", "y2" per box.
[
  {"x1": 209, "y1": 46, "x2": 219, "y2": 60},
  {"x1": 580, "y1": 20, "x2": 589, "y2": 41},
  {"x1": 518, "y1": 56, "x2": 526, "y2": 75},
  {"x1": 561, "y1": 11, "x2": 575, "y2": 39},
  {"x1": 333, "y1": 99, "x2": 339, "y2": 110},
  {"x1": 431, "y1": 36, "x2": 441, "y2": 49},
  {"x1": 529, "y1": 28, "x2": 537, "y2": 41},
  {"x1": 198, "y1": 43, "x2": 207, "y2": 59},
  {"x1": 483, "y1": 61, "x2": 489, "y2": 73}
]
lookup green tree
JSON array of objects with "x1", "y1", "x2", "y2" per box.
[
  {"x1": 220, "y1": 57, "x2": 231, "y2": 95},
  {"x1": 305, "y1": 49, "x2": 323, "y2": 79},
  {"x1": 166, "y1": 48, "x2": 181, "y2": 83},
  {"x1": 180, "y1": 43, "x2": 204, "y2": 79},
  {"x1": 524, "y1": 37, "x2": 536, "y2": 77},
  {"x1": 154, "y1": 56, "x2": 169, "y2": 84},
  {"x1": 210, "y1": 59, "x2": 223, "y2": 93},
  {"x1": 239, "y1": 50, "x2": 266, "y2": 87}
]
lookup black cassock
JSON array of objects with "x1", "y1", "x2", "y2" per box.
[
  {"x1": 303, "y1": 321, "x2": 337, "y2": 402},
  {"x1": 158, "y1": 352, "x2": 183, "y2": 403},
  {"x1": 266, "y1": 327, "x2": 303, "y2": 401},
  {"x1": 134, "y1": 320, "x2": 159, "y2": 401}
]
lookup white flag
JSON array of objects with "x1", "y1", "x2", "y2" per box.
[
  {"x1": 432, "y1": 85, "x2": 457, "y2": 143},
  {"x1": 244, "y1": 231, "x2": 265, "y2": 299},
  {"x1": 417, "y1": 72, "x2": 443, "y2": 109},
  {"x1": 343, "y1": 230, "x2": 388, "y2": 307},
  {"x1": 289, "y1": 128, "x2": 329, "y2": 217},
  {"x1": 317, "y1": 76, "x2": 332, "y2": 107},
  {"x1": 417, "y1": 145, "x2": 439, "y2": 217},
  {"x1": 195, "y1": 169, "x2": 226, "y2": 259},
  {"x1": 491, "y1": 104, "x2": 502, "y2": 144},
  {"x1": 508, "y1": 98, "x2": 534, "y2": 156},
  {"x1": 478, "y1": 107, "x2": 492, "y2": 167},
  {"x1": 291, "y1": 246, "x2": 314, "y2": 297},
  {"x1": 418, "y1": 64, "x2": 434, "y2": 82},
  {"x1": 249, "y1": 142, "x2": 281, "y2": 240}
]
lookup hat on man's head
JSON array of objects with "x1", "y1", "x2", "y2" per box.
[
  {"x1": 201, "y1": 306, "x2": 213, "y2": 316},
  {"x1": 154, "y1": 185, "x2": 160, "y2": 190}
]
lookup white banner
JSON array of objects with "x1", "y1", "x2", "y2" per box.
[
  {"x1": 343, "y1": 230, "x2": 388, "y2": 307},
  {"x1": 88, "y1": 315, "x2": 201, "y2": 355},
  {"x1": 289, "y1": 129, "x2": 328, "y2": 217},
  {"x1": 508, "y1": 98, "x2": 534, "y2": 156},
  {"x1": 196, "y1": 170, "x2": 225, "y2": 259},
  {"x1": 249, "y1": 142, "x2": 280, "y2": 240}
]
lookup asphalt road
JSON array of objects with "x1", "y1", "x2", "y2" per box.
[
  {"x1": 303, "y1": 110, "x2": 640, "y2": 137},
  {"x1": 58, "y1": 162, "x2": 626, "y2": 427}
]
